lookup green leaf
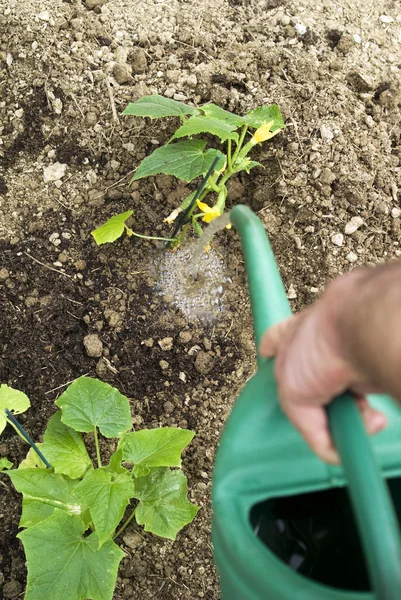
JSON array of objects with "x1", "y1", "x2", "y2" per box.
[
  {"x1": 8, "y1": 468, "x2": 83, "y2": 516},
  {"x1": 244, "y1": 104, "x2": 284, "y2": 131},
  {"x1": 55, "y1": 377, "x2": 132, "y2": 438},
  {"x1": 243, "y1": 160, "x2": 263, "y2": 174},
  {"x1": 19, "y1": 445, "x2": 46, "y2": 469},
  {"x1": 132, "y1": 140, "x2": 225, "y2": 183},
  {"x1": 200, "y1": 103, "x2": 245, "y2": 128},
  {"x1": 42, "y1": 412, "x2": 92, "y2": 479},
  {"x1": 0, "y1": 457, "x2": 13, "y2": 471},
  {"x1": 0, "y1": 384, "x2": 30, "y2": 434},
  {"x1": 134, "y1": 468, "x2": 199, "y2": 539},
  {"x1": 20, "y1": 498, "x2": 56, "y2": 528},
  {"x1": 172, "y1": 116, "x2": 239, "y2": 143},
  {"x1": 91, "y1": 210, "x2": 133, "y2": 246},
  {"x1": 106, "y1": 447, "x2": 127, "y2": 474},
  {"x1": 77, "y1": 468, "x2": 135, "y2": 547},
  {"x1": 120, "y1": 427, "x2": 194, "y2": 476},
  {"x1": 192, "y1": 218, "x2": 203, "y2": 237},
  {"x1": 19, "y1": 512, "x2": 124, "y2": 600},
  {"x1": 123, "y1": 95, "x2": 196, "y2": 118}
]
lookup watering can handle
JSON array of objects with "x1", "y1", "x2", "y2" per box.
[{"x1": 230, "y1": 205, "x2": 401, "y2": 599}]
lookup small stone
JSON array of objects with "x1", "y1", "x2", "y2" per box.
[
  {"x1": 320, "y1": 124, "x2": 334, "y2": 142},
  {"x1": 113, "y1": 63, "x2": 131, "y2": 84},
  {"x1": 84, "y1": 334, "x2": 103, "y2": 358},
  {"x1": 43, "y1": 162, "x2": 67, "y2": 183},
  {"x1": 158, "y1": 337, "x2": 173, "y2": 351},
  {"x1": 38, "y1": 10, "x2": 50, "y2": 21},
  {"x1": 104, "y1": 309, "x2": 120, "y2": 328},
  {"x1": 85, "y1": 0, "x2": 103, "y2": 8},
  {"x1": 163, "y1": 293, "x2": 174, "y2": 304},
  {"x1": 49, "y1": 232, "x2": 60, "y2": 245},
  {"x1": 295, "y1": 23, "x2": 307, "y2": 36},
  {"x1": 319, "y1": 167, "x2": 336, "y2": 185},
  {"x1": 179, "y1": 372, "x2": 187, "y2": 383},
  {"x1": 287, "y1": 283, "x2": 297, "y2": 299},
  {"x1": 194, "y1": 351, "x2": 215, "y2": 375},
  {"x1": 123, "y1": 532, "x2": 143, "y2": 550},
  {"x1": 380, "y1": 15, "x2": 394, "y2": 23},
  {"x1": 203, "y1": 337, "x2": 212, "y2": 351},
  {"x1": 86, "y1": 112, "x2": 98, "y2": 126},
  {"x1": 142, "y1": 338, "x2": 154, "y2": 348},
  {"x1": 159, "y1": 359, "x2": 169, "y2": 370},
  {"x1": 353, "y1": 34, "x2": 362, "y2": 44},
  {"x1": 25, "y1": 296, "x2": 37, "y2": 307},
  {"x1": 391, "y1": 207, "x2": 401, "y2": 218},
  {"x1": 331, "y1": 233, "x2": 344, "y2": 247},
  {"x1": 74, "y1": 259, "x2": 86, "y2": 271},
  {"x1": 58, "y1": 252, "x2": 68, "y2": 263},
  {"x1": 0, "y1": 268, "x2": 9, "y2": 280},
  {"x1": 164, "y1": 400, "x2": 174, "y2": 413},
  {"x1": 344, "y1": 216, "x2": 364, "y2": 235},
  {"x1": 131, "y1": 47, "x2": 147, "y2": 74},
  {"x1": 346, "y1": 251, "x2": 358, "y2": 263},
  {"x1": 179, "y1": 331, "x2": 192, "y2": 343},
  {"x1": 187, "y1": 73, "x2": 197, "y2": 88}
]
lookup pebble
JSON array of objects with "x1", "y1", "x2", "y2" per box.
[
  {"x1": 85, "y1": 0, "x2": 103, "y2": 8},
  {"x1": 179, "y1": 371, "x2": 187, "y2": 383},
  {"x1": 346, "y1": 251, "x2": 358, "y2": 263},
  {"x1": 380, "y1": 15, "x2": 394, "y2": 23},
  {"x1": 38, "y1": 10, "x2": 50, "y2": 22},
  {"x1": 83, "y1": 334, "x2": 103, "y2": 358},
  {"x1": 43, "y1": 162, "x2": 67, "y2": 183},
  {"x1": 179, "y1": 331, "x2": 192, "y2": 343},
  {"x1": 331, "y1": 233, "x2": 344, "y2": 247},
  {"x1": 164, "y1": 400, "x2": 174, "y2": 413},
  {"x1": 194, "y1": 351, "x2": 215, "y2": 375},
  {"x1": 391, "y1": 207, "x2": 401, "y2": 218},
  {"x1": 0, "y1": 268, "x2": 9, "y2": 280},
  {"x1": 159, "y1": 360, "x2": 169, "y2": 370},
  {"x1": 344, "y1": 216, "x2": 364, "y2": 235},
  {"x1": 74, "y1": 259, "x2": 86, "y2": 271},
  {"x1": 287, "y1": 283, "x2": 297, "y2": 299},
  {"x1": 295, "y1": 23, "x2": 307, "y2": 35},
  {"x1": 123, "y1": 532, "x2": 143, "y2": 550},
  {"x1": 319, "y1": 167, "x2": 336, "y2": 185},
  {"x1": 158, "y1": 337, "x2": 173, "y2": 351},
  {"x1": 112, "y1": 63, "x2": 131, "y2": 84},
  {"x1": 131, "y1": 47, "x2": 148, "y2": 74},
  {"x1": 320, "y1": 124, "x2": 334, "y2": 142},
  {"x1": 142, "y1": 338, "x2": 154, "y2": 347}
]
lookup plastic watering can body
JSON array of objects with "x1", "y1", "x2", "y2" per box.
[{"x1": 212, "y1": 206, "x2": 401, "y2": 600}]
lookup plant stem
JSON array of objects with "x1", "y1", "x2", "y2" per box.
[
  {"x1": 125, "y1": 227, "x2": 177, "y2": 242},
  {"x1": 113, "y1": 506, "x2": 137, "y2": 540},
  {"x1": 227, "y1": 139, "x2": 232, "y2": 171},
  {"x1": 94, "y1": 427, "x2": 102, "y2": 468},
  {"x1": 231, "y1": 124, "x2": 248, "y2": 165}
]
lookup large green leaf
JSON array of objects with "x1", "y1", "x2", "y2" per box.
[
  {"x1": 199, "y1": 103, "x2": 245, "y2": 128},
  {"x1": 123, "y1": 95, "x2": 196, "y2": 118},
  {"x1": 77, "y1": 468, "x2": 135, "y2": 547},
  {"x1": 244, "y1": 104, "x2": 284, "y2": 131},
  {"x1": 120, "y1": 427, "x2": 194, "y2": 476},
  {"x1": 0, "y1": 384, "x2": 30, "y2": 434},
  {"x1": 91, "y1": 211, "x2": 133, "y2": 246},
  {"x1": 20, "y1": 498, "x2": 57, "y2": 528},
  {"x1": 0, "y1": 457, "x2": 13, "y2": 471},
  {"x1": 132, "y1": 140, "x2": 225, "y2": 183},
  {"x1": 42, "y1": 412, "x2": 92, "y2": 479},
  {"x1": 8, "y1": 468, "x2": 83, "y2": 516},
  {"x1": 19, "y1": 445, "x2": 47, "y2": 469},
  {"x1": 134, "y1": 468, "x2": 199, "y2": 539},
  {"x1": 172, "y1": 116, "x2": 239, "y2": 143},
  {"x1": 19, "y1": 512, "x2": 124, "y2": 600},
  {"x1": 55, "y1": 377, "x2": 132, "y2": 438}
]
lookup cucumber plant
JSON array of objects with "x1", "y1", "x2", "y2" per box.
[
  {"x1": 91, "y1": 95, "x2": 284, "y2": 248},
  {"x1": 1, "y1": 376, "x2": 198, "y2": 600}
]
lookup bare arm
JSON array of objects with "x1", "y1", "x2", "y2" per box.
[{"x1": 259, "y1": 262, "x2": 401, "y2": 463}]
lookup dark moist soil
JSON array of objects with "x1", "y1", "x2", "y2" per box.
[{"x1": 1, "y1": 0, "x2": 401, "y2": 598}]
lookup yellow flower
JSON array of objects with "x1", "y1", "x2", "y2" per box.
[
  {"x1": 253, "y1": 120, "x2": 280, "y2": 143},
  {"x1": 196, "y1": 200, "x2": 221, "y2": 223}
]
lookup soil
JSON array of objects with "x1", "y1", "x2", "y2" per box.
[{"x1": 1, "y1": 0, "x2": 401, "y2": 598}]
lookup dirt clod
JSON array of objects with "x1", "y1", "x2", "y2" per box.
[{"x1": 83, "y1": 334, "x2": 103, "y2": 358}]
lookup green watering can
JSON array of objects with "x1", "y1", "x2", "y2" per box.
[{"x1": 212, "y1": 205, "x2": 401, "y2": 600}]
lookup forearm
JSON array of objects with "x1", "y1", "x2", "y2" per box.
[{"x1": 329, "y1": 263, "x2": 401, "y2": 401}]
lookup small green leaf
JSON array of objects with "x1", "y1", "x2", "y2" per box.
[
  {"x1": 134, "y1": 468, "x2": 199, "y2": 539},
  {"x1": 200, "y1": 103, "x2": 245, "y2": 128},
  {"x1": 243, "y1": 160, "x2": 263, "y2": 174},
  {"x1": 20, "y1": 498, "x2": 56, "y2": 528},
  {"x1": 192, "y1": 218, "x2": 203, "y2": 237},
  {"x1": 8, "y1": 469, "x2": 83, "y2": 515},
  {"x1": 91, "y1": 210, "x2": 133, "y2": 246},
  {"x1": 106, "y1": 447, "x2": 127, "y2": 474},
  {"x1": 77, "y1": 468, "x2": 135, "y2": 547},
  {"x1": 132, "y1": 140, "x2": 225, "y2": 183},
  {"x1": 0, "y1": 457, "x2": 13, "y2": 471},
  {"x1": 55, "y1": 377, "x2": 132, "y2": 438},
  {"x1": 19, "y1": 445, "x2": 46, "y2": 469},
  {"x1": 243, "y1": 104, "x2": 284, "y2": 131},
  {"x1": 120, "y1": 427, "x2": 194, "y2": 476},
  {"x1": 0, "y1": 384, "x2": 30, "y2": 434},
  {"x1": 19, "y1": 512, "x2": 124, "y2": 600},
  {"x1": 172, "y1": 116, "x2": 239, "y2": 143},
  {"x1": 123, "y1": 95, "x2": 196, "y2": 118},
  {"x1": 42, "y1": 412, "x2": 92, "y2": 479}
]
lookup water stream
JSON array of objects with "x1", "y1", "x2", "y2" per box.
[{"x1": 189, "y1": 213, "x2": 232, "y2": 279}]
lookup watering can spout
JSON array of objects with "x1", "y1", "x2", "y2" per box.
[{"x1": 229, "y1": 205, "x2": 291, "y2": 356}]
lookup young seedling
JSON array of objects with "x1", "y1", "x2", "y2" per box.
[
  {"x1": 2, "y1": 376, "x2": 199, "y2": 600},
  {"x1": 91, "y1": 96, "x2": 284, "y2": 248}
]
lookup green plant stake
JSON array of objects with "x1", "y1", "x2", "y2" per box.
[{"x1": 3, "y1": 377, "x2": 199, "y2": 600}]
